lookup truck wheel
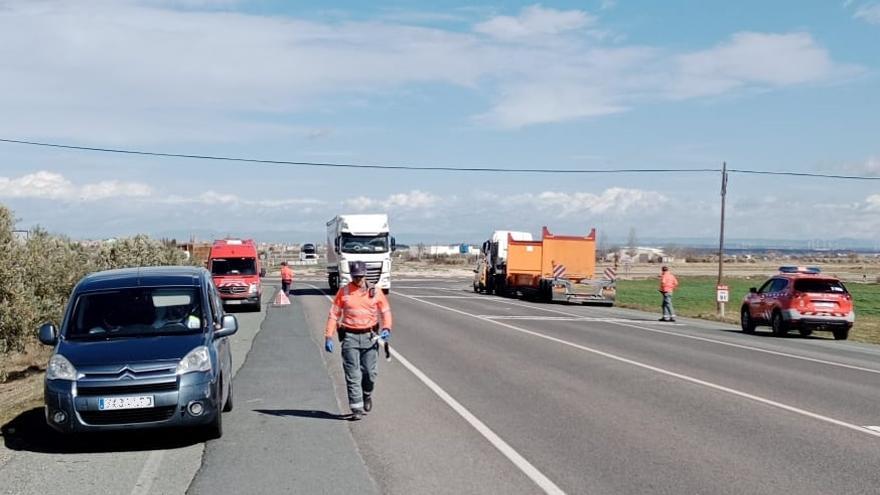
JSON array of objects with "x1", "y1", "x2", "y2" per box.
[
  {"x1": 771, "y1": 311, "x2": 788, "y2": 337},
  {"x1": 832, "y1": 328, "x2": 849, "y2": 340},
  {"x1": 740, "y1": 307, "x2": 756, "y2": 334},
  {"x1": 328, "y1": 275, "x2": 338, "y2": 292}
]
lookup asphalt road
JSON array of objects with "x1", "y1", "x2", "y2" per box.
[{"x1": 4, "y1": 277, "x2": 880, "y2": 494}]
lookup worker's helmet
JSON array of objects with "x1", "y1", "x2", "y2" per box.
[
  {"x1": 349, "y1": 261, "x2": 367, "y2": 277},
  {"x1": 281, "y1": 261, "x2": 287, "y2": 266},
  {"x1": 661, "y1": 265, "x2": 669, "y2": 271}
]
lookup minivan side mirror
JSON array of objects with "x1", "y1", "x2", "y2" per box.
[
  {"x1": 39, "y1": 323, "x2": 58, "y2": 346},
  {"x1": 215, "y1": 315, "x2": 239, "y2": 338},
  {"x1": 749, "y1": 287, "x2": 757, "y2": 293}
]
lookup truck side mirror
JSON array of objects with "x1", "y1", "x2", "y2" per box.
[
  {"x1": 391, "y1": 237, "x2": 397, "y2": 252},
  {"x1": 259, "y1": 268, "x2": 266, "y2": 278}
]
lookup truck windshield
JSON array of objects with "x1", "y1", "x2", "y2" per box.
[
  {"x1": 341, "y1": 235, "x2": 388, "y2": 254},
  {"x1": 68, "y1": 287, "x2": 203, "y2": 340},
  {"x1": 211, "y1": 257, "x2": 257, "y2": 275}
]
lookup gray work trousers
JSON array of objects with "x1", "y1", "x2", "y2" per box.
[
  {"x1": 661, "y1": 292, "x2": 675, "y2": 319},
  {"x1": 341, "y1": 331, "x2": 379, "y2": 411}
]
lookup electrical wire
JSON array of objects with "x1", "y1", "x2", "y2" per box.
[
  {"x1": 0, "y1": 138, "x2": 717, "y2": 174},
  {"x1": 1, "y1": 138, "x2": 878, "y2": 180}
]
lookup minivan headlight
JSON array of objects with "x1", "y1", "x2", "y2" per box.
[
  {"x1": 176, "y1": 346, "x2": 211, "y2": 375},
  {"x1": 47, "y1": 354, "x2": 77, "y2": 381}
]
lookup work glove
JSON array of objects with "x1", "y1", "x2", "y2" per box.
[
  {"x1": 324, "y1": 338, "x2": 334, "y2": 353},
  {"x1": 380, "y1": 328, "x2": 391, "y2": 341}
]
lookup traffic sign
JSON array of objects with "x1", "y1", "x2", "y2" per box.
[{"x1": 716, "y1": 284, "x2": 729, "y2": 303}]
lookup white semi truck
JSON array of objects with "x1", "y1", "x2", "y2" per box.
[{"x1": 326, "y1": 214, "x2": 395, "y2": 293}]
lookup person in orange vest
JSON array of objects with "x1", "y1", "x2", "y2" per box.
[
  {"x1": 324, "y1": 261, "x2": 393, "y2": 420},
  {"x1": 280, "y1": 261, "x2": 294, "y2": 294},
  {"x1": 659, "y1": 265, "x2": 679, "y2": 322}
]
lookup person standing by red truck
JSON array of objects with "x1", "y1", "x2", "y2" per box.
[{"x1": 280, "y1": 261, "x2": 294, "y2": 294}]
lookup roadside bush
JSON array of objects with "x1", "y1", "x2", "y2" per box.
[{"x1": 0, "y1": 203, "x2": 193, "y2": 355}]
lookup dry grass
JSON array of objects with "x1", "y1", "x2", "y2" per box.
[{"x1": 0, "y1": 373, "x2": 43, "y2": 427}]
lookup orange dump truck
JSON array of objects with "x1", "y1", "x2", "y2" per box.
[{"x1": 501, "y1": 227, "x2": 615, "y2": 305}]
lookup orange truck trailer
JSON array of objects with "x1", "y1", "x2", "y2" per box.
[{"x1": 500, "y1": 227, "x2": 615, "y2": 305}]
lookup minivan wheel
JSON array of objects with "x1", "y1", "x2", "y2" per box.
[
  {"x1": 205, "y1": 407, "x2": 223, "y2": 440},
  {"x1": 223, "y1": 380, "x2": 234, "y2": 412},
  {"x1": 771, "y1": 312, "x2": 788, "y2": 337},
  {"x1": 740, "y1": 307, "x2": 756, "y2": 334}
]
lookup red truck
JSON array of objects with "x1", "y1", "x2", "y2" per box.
[{"x1": 207, "y1": 239, "x2": 264, "y2": 311}]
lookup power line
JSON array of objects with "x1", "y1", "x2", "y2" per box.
[
  {"x1": 1, "y1": 138, "x2": 878, "y2": 180},
  {"x1": 727, "y1": 169, "x2": 880, "y2": 181},
  {"x1": 0, "y1": 138, "x2": 716, "y2": 174}
]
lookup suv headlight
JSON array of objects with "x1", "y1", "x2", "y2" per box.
[
  {"x1": 176, "y1": 346, "x2": 211, "y2": 375},
  {"x1": 47, "y1": 354, "x2": 77, "y2": 381},
  {"x1": 248, "y1": 283, "x2": 258, "y2": 294}
]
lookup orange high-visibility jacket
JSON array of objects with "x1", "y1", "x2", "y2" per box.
[
  {"x1": 325, "y1": 282, "x2": 393, "y2": 338},
  {"x1": 660, "y1": 272, "x2": 679, "y2": 293},
  {"x1": 280, "y1": 265, "x2": 294, "y2": 282}
]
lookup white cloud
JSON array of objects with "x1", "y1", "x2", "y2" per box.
[
  {"x1": 841, "y1": 156, "x2": 880, "y2": 176},
  {"x1": 164, "y1": 190, "x2": 323, "y2": 208},
  {"x1": 474, "y1": 5, "x2": 596, "y2": 41},
  {"x1": 854, "y1": 3, "x2": 880, "y2": 24},
  {"x1": 0, "y1": 171, "x2": 152, "y2": 201},
  {"x1": 0, "y1": 2, "x2": 859, "y2": 138},
  {"x1": 344, "y1": 190, "x2": 441, "y2": 211},
  {"x1": 671, "y1": 32, "x2": 839, "y2": 99},
  {"x1": 510, "y1": 187, "x2": 668, "y2": 216}
]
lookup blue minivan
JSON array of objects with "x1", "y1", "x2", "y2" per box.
[{"x1": 39, "y1": 266, "x2": 238, "y2": 439}]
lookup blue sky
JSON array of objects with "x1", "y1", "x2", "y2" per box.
[{"x1": 0, "y1": 0, "x2": 878, "y2": 244}]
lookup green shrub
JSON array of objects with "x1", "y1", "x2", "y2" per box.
[{"x1": 0, "y1": 203, "x2": 193, "y2": 353}]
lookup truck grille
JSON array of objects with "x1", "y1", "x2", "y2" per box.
[
  {"x1": 218, "y1": 285, "x2": 247, "y2": 294},
  {"x1": 80, "y1": 406, "x2": 177, "y2": 425},
  {"x1": 366, "y1": 262, "x2": 382, "y2": 284}
]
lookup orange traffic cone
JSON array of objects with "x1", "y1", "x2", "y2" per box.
[{"x1": 273, "y1": 289, "x2": 290, "y2": 306}]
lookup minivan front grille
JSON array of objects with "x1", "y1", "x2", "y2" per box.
[
  {"x1": 77, "y1": 381, "x2": 178, "y2": 397},
  {"x1": 80, "y1": 406, "x2": 177, "y2": 425}
]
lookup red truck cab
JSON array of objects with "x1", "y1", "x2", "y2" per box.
[{"x1": 207, "y1": 239, "x2": 264, "y2": 311}]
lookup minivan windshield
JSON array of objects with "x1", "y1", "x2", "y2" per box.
[
  {"x1": 340, "y1": 234, "x2": 388, "y2": 254},
  {"x1": 211, "y1": 257, "x2": 257, "y2": 275},
  {"x1": 68, "y1": 287, "x2": 203, "y2": 340},
  {"x1": 794, "y1": 279, "x2": 848, "y2": 294}
]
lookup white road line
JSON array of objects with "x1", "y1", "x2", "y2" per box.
[
  {"x1": 865, "y1": 426, "x2": 880, "y2": 433},
  {"x1": 305, "y1": 283, "x2": 565, "y2": 495},
  {"x1": 130, "y1": 451, "x2": 164, "y2": 495},
  {"x1": 396, "y1": 292, "x2": 880, "y2": 440},
  {"x1": 409, "y1": 295, "x2": 480, "y2": 299},
  {"x1": 466, "y1": 293, "x2": 880, "y2": 376}
]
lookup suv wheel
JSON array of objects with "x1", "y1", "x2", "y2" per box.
[
  {"x1": 832, "y1": 328, "x2": 849, "y2": 341},
  {"x1": 771, "y1": 311, "x2": 788, "y2": 337},
  {"x1": 740, "y1": 307, "x2": 756, "y2": 334}
]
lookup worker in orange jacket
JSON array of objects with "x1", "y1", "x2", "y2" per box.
[
  {"x1": 659, "y1": 265, "x2": 679, "y2": 322},
  {"x1": 324, "y1": 261, "x2": 393, "y2": 420},
  {"x1": 280, "y1": 261, "x2": 294, "y2": 294}
]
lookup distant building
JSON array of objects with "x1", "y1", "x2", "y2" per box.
[{"x1": 606, "y1": 247, "x2": 672, "y2": 264}]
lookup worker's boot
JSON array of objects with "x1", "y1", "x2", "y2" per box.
[
  {"x1": 363, "y1": 395, "x2": 372, "y2": 413},
  {"x1": 349, "y1": 409, "x2": 364, "y2": 421}
]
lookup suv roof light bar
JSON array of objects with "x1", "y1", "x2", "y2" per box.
[{"x1": 778, "y1": 266, "x2": 821, "y2": 274}]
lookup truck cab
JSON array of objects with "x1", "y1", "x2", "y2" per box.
[
  {"x1": 326, "y1": 214, "x2": 395, "y2": 293},
  {"x1": 473, "y1": 230, "x2": 533, "y2": 294},
  {"x1": 207, "y1": 239, "x2": 264, "y2": 311}
]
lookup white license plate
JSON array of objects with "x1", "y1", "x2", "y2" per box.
[
  {"x1": 814, "y1": 302, "x2": 835, "y2": 309},
  {"x1": 98, "y1": 396, "x2": 154, "y2": 411},
  {"x1": 225, "y1": 300, "x2": 243, "y2": 305}
]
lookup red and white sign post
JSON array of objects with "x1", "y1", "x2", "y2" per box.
[{"x1": 716, "y1": 284, "x2": 729, "y2": 317}]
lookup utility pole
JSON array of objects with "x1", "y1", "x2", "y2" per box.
[{"x1": 717, "y1": 162, "x2": 728, "y2": 316}]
